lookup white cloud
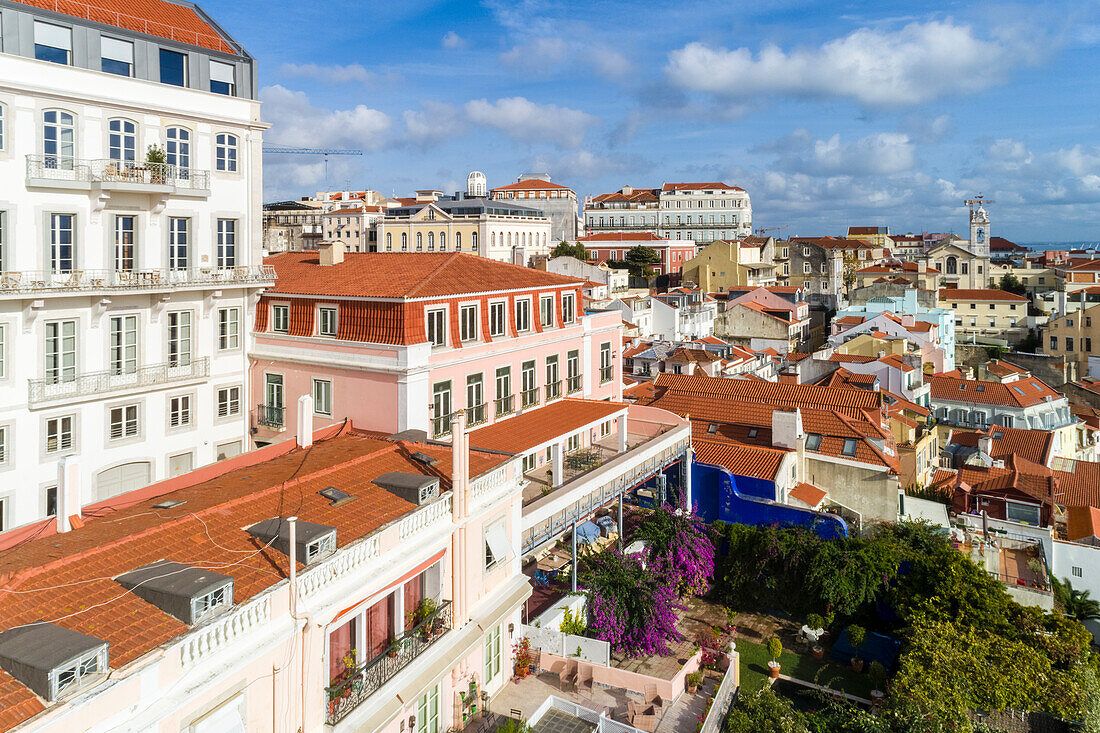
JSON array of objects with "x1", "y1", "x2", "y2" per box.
[
  {"x1": 527, "y1": 150, "x2": 647, "y2": 179},
  {"x1": 665, "y1": 20, "x2": 1041, "y2": 106},
  {"x1": 589, "y1": 47, "x2": 630, "y2": 79},
  {"x1": 464, "y1": 97, "x2": 598, "y2": 149},
  {"x1": 260, "y1": 85, "x2": 392, "y2": 150},
  {"x1": 280, "y1": 62, "x2": 377, "y2": 85},
  {"x1": 499, "y1": 37, "x2": 567, "y2": 68},
  {"x1": 403, "y1": 101, "x2": 465, "y2": 145},
  {"x1": 441, "y1": 31, "x2": 465, "y2": 49},
  {"x1": 759, "y1": 130, "x2": 916, "y2": 177}
]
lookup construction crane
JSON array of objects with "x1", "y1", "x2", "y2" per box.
[
  {"x1": 964, "y1": 195, "x2": 994, "y2": 214},
  {"x1": 754, "y1": 225, "x2": 789, "y2": 237},
  {"x1": 261, "y1": 145, "x2": 363, "y2": 189}
]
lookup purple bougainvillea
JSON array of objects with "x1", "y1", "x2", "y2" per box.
[
  {"x1": 636, "y1": 507, "x2": 716, "y2": 597},
  {"x1": 581, "y1": 551, "x2": 686, "y2": 657}
]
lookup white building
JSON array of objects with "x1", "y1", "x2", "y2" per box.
[
  {"x1": 545, "y1": 256, "x2": 628, "y2": 294},
  {"x1": 0, "y1": 0, "x2": 270, "y2": 532},
  {"x1": 583, "y1": 182, "x2": 752, "y2": 246}
]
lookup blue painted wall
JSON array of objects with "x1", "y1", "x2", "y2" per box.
[{"x1": 692, "y1": 460, "x2": 848, "y2": 540}]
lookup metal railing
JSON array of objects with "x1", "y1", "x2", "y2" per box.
[
  {"x1": 567, "y1": 375, "x2": 583, "y2": 394},
  {"x1": 432, "y1": 414, "x2": 452, "y2": 439},
  {"x1": 545, "y1": 381, "x2": 562, "y2": 401},
  {"x1": 521, "y1": 387, "x2": 540, "y2": 409},
  {"x1": 325, "y1": 601, "x2": 453, "y2": 725},
  {"x1": 256, "y1": 403, "x2": 285, "y2": 429},
  {"x1": 494, "y1": 394, "x2": 514, "y2": 417},
  {"x1": 600, "y1": 366, "x2": 614, "y2": 384},
  {"x1": 0, "y1": 266, "x2": 274, "y2": 294},
  {"x1": 27, "y1": 156, "x2": 210, "y2": 192},
  {"x1": 465, "y1": 403, "x2": 487, "y2": 427},
  {"x1": 28, "y1": 357, "x2": 208, "y2": 405}
]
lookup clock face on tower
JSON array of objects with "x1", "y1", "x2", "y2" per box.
[{"x1": 976, "y1": 228, "x2": 985, "y2": 243}]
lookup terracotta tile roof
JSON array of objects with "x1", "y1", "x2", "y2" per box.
[
  {"x1": 847, "y1": 227, "x2": 888, "y2": 236},
  {"x1": 667, "y1": 347, "x2": 721, "y2": 363},
  {"x1": 884, "y1": 391, "x2": 931, "y2": 417},
  {"x1": 648, "y1": 372, "x2": 883, "y2": 414},
  {"x1": 879, "y1": 353, "x2": 915, "y2": 372},
  {"x1": 828, "y1": 353, "x2": 876, "y2": 364},
  {"x1": 590, "y1": 188, "x2": 659, "y2": 204},
  {"x1": 577, "y1": 232, "x2": 670, "y2": 243},
  {"x1": 1053, "y1": 460, "x2": 1100, "y2": 508},
  {"x1": 984, "y1": 359, "x2": 1029, "y2": 378},
  {"x1": 928, "y1": 374, "x2": 1064, "y2": 408},
  {"x1": 789, "y1": 482, "x2": 827, "y2": 507},
  {"x1": 693, "y1": 439, "x2": 787, "y2": 480},
  {"x1": 949, "y1": 425, "x2": 1054, "y2": 465},
  {"x1": 623, "y1": 381, "x2": 657, "y2": 402},
  {"x1": 1074, "y1": 377, "x2": 1100, "y2": 396},
  {"x1": 12, "y1": 0, "x2": 237, "y2": 54},
  {"x1": 622, "y1": 342, "x2": 652, "y2": 359},
  {"x1": 790, "y1": 236, "x2": 876, "y2": 250},
  {"x1": 820, "y1": 368, "x2": 879, "y2": 389},
  {"x1": 0, "y1": 427, "x2": 505, "y2": 727},
  {"x1": 492, "y1": 179, "x2": 574, "y2": 192},
  {"x1": 265, "y1": 251, "x2": 581, "y2": 299},
  {"x1": 835, "y1": 315, "x2": 866, "y2": 325},
  {"x1": 939, "y1": 288, "x2": 1028, "y2": 302},
  {"x1": 467, "y1": 399, "x2": 628, "y2": 454},
  {"x1": 662, "y1": 182, "x2": 745, "y2": 191},
  {"x1": 990, "y1": 237, "x2": 1027, "y2": 253},
  {"x1": 1066, "y1": 505, "x2": 1100, "y2": 541},
  {"x1": 1070, "y1": 403, "x2": 1100, "y2": 430},
  {"x1": 785, "y1": 351, "x2": 812, "y2": 362}
]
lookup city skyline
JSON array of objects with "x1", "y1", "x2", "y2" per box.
[{"x1": 205, "y1": 0, "x2": 1100, "y2": 240}]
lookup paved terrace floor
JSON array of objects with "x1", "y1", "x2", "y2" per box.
[
  {"x1": 522, "y1": 431, "x2": 667, "y2": 506},
  {"x1": 491, "y1": 670, "x2": 719, "y2": 733}
]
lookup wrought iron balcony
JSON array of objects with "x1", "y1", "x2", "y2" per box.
[
  {"x1": 26, "y1": 155, "x2": 210, "y2": 194},
  {"x1": 600, "y1": 366, "x2": 614, "y2": 384},
  {"x1": 494, "y1": 394, "x2": 515, "y2": 417},
  {"x1": 432, "y1": 413, "x2": 452, "y2": 439},
  {"x1": 521, "y1": 387, "x2": 540, "y2": 409},
  {"x1": 0, "y1": 266, "x2": 275, "y2": 295},
  {"x1": 256, "y1": 403, "x2": 285, "y2": 430},
  {"x1": 465, "y1": 403, "x2": 487, "y2": 427},
  {"x1": 567, "y1": 375, "x2": 583, "y2": 394},
  {"x1": 28, "y1": 357, "x2": 209, "y2": 406},
  {"x1": 545, "y1": 381, "x2": 562, "y2": 401},
  {"x1": 325, "y1": 600, "x2": 453, "y2": 725}
]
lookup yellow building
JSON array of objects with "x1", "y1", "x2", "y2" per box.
[
  {"x1": 853, "y1": 261, "x2": 941, "y2": 291},
  {"x1": 681, "y1": 237, "x2": 777, "y2": 291},
  {"x1": 846, "y1": 226, "x2": 893, "y2": 249},
  {"x1": 939, "y1": 288, "x2": 1029, "y2": 344},
  {"x1": 1044, "y1": 302, "x2": 1100, "y2": 377}
]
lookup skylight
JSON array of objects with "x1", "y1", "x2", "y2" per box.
[
  {"x1": 806, "y1": 434, "x2": 823, "y2": 451},
  {"x1": 1012, "y1": 386, "x2": 1025, "y2": 395},
  {"x1": 319, "y1": 486, "x2": 353, "y2": 505},
  {"x1": 707, "y1": 423, "x2": 718, "y2": 434},
  {"x1": 842, "y1": 438, "x2": 858, "y2": 456}
]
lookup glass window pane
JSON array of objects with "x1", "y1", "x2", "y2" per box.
[{"x1": 159, "y1": 49, "x2": 187, "y2": 87}]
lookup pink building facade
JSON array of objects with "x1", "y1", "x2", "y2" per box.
[
  {"x1": 577, "y1": 233, "x2": 697, "y2": 279},
  {"x1": 249, "y1": 246, "x2": 623, "y2": 446}
]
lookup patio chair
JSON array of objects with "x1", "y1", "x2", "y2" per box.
[
  {"x1": 643, "y1": 684, "x2": 664, "y2": 711},
  {"x1": 557, "y1": 660, "x2": 577, "y2": 692},
  {"x1": 627, "y1": 701, "x2": 658, "y2": 732},
  {"x1": 576, "y1": 663, "x2": 594, "y2": 695}
]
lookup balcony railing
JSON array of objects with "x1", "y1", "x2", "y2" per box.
[
  {"x1": 545, "y1": 381, "x2": 562, "y2": 401},
  {"x1": 28, "y1": 357, "x2": 209, "y2": 405},
  {"x1": 465, "y1": 403, "x2": 487, "y2": 427},
  {"x1": 27, "y1": 155, "x2": 210, "y2": 193},
  {"x1": 521, "y1": 387, "x2": 540, "y2": 409},
  {"x1": 325, "y1": 600, "x2": 453, "y2": 725},
  {"x1": 0, "y1": 266, "x2": 275, "y2": 295},
  {"x1": 432, "y1": 413, "x2": 452, "y2": 439},
  {"x1": 494, "y1": 394, "x2": 514, "y2": 417},
  {"x1": 567, "y1": 375, "x2": 582, "y2": 394},
  {"x1": 600, "y1": 366, "x2": 614, "y2": 384},
  {"x1": 256, "y1": 403, "x2": 285, "y2": 430}
]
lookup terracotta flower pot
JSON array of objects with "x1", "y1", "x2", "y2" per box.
[
  {"x1": 687, "y1": 684, "x2": 698, "y2": 694},
  {"x1": 811, "y1": 645, "x2": 824, "y2": 660},
  {"x1": 850, "y1": 657, "x2": 865, "y2": 673},
  {"x1": 515, "y1": 662, "x2": 530, "y2": 679},
  {"x1": 767, "y1": 661, "x2": 781, "y2": 679}
]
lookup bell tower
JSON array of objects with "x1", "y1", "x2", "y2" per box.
[{"x1": 966, "y1": 196, "x2": 992, "y2": 258}]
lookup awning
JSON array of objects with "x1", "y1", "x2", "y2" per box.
[{"x1": 486, "y1": 522, "x2": 513, "y2": 565}]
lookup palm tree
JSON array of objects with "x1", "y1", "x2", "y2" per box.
[{"x1": 1052, "y1": 577, "x2": 1100, "y2": 621}]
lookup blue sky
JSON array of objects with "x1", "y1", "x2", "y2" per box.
[{"x1": 204, "y1": 0, "x2": 1100, "y2": 240}]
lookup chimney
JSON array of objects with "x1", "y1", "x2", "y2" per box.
[
  {"x1": 318, "y1": 241, "x2": 345, "y2": 266},
  {"x1": 771, "y1": 408, "x2": 803, "y2": 450},
  {"x1": 297, "y1": 394, "x2": 314, "y2": 449},
  {"x1": 978, "y1": 431, "x2": 993, "y2": 457},
  {"x1": 56, "y1": 456, "x2": 80, "y2": 533}
]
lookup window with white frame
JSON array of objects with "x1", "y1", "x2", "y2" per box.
[
  {"x1": 215, "y1": 133, "x2": 238, "y2": 171},
  {"x1": 312, "y1": 378, "x2": 332, "y2": 416},
  {"x1": 318, "y1": 307, "x2": 337, "y2": 337},
  {"x1": 484, "y1": 625, "x2": 502, "y2": 687},
  {"x1": 160, "y1": 49, "x2": 188, "y2": 87},
  {"x1": 218, "y1": 308, "x2": 239, "y2": 350},
  {"x1": 539, "y1": 295, "x2": 554, "y2": 328},
  {"x1": 210, "y1": 61, "x2": 236, "y2": 95},
  {"x1": 416, "y1": 686, "x2": 439, "y2": 733},
  {"x1": 53, "y1": 648, "x2": 103, "y2": 699},
  {"x1": 562, "y1": 292, "x2": 576, "y2": 324},
  {"x1": 109, "y1": 405, "x2": 139, "y2": 439},
  {"x1": 0, "y1": 425, "x2": 7, "y2": 465},
  {"x1": 114, "y1": 215, "x2": 135, "y2": 272},
  {"x1": 50, "y1": 213, "x2": 75, "y2": 272},
  {"x1": 489, "y1": 301, "x2": 506, "y2": 337},
  {"x1": 107, "y1": 118, "x2": 137, "y2": 164},
  {"x1": 484, "y1": 518, "x2": 511, "y2": 570},
  {"x1": 35, "y1": 21, "x2": 72, "y2": 64},
  {"x1": 169, "y1": 395, "x2": 191, "y2": 428},
  {"x1": 216, "y1": 219, "x2": 236, "y2": 268},
  {"x1": 217, "y1": 386, "x2": 241, "y2": 417},
  {"x1": 45, "y1": 320, "x2": 77, "y2": 384},
  {"x1": 191, "y1": 584, "x2": 231, "y2": 621},
  {"x1": 0, "y1": 104, "x2": 5, "y2": 152},
  {"x1": 101, "y1": 36, "x2": 133, "y2": 76},
  {"x1": 109, "y1": 315, "x2": 137, "y2": 375},
  {"x1": 169, "y1": 217, "x2": 189, "y2": 270},
  {"x1": 522, "y1": 453, "x2": 537, "y2": 472},
  {"x1": 516, "y1": 298, "x2": 531, "y2": 332},
  {"x1": 803, "y1": 261, "x2": 811, "y2": 274},
  {"x1": 426, "y1": 308, "x2": 446, "y2": 346},
  {"x1": 0, "y1": 323, "x2": 6, "y2": 379},
  {"x1": 272, "y1": 304, "x2": 289, "y2": 333},
  {"x1": 43, "y1": 110, "x2": 75, "y2": 170},
  {"x1": 168, "y1": 311, "x2": 192, "y2": 366},
  {"x1": 165, "y1": 126, "x2": 190, "y2": 169},
  {"x1": 459, "y1": 304, "x2": 478, "y2": 342}
]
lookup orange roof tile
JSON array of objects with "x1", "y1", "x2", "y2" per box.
[
  {"x1": 928, "y1": 375, "x2": 1064, "y2": 408},
  {"x1": 12, "y1": 0, "x2": 236, "y2": 54},
  {"x1": 492, "y1": 179, "x2": 574, "y2": 192},
  {"x1": 694, "y1": 439, "x2": 787, "y2": 480},
  {"x1": 939, "y1": 288, "x2": 1028, "y2": 302},
  {"x1": 789, "y1": 482, "x2": 827, "y2": 507},
  {"x1": 265, "y1": 251, "x2": 581, "y2": 299},
  {"x1": 662, "y1": 182, "x2": 744, "y2": 191},
  {"x1": 949, "y1": 425, "x2": 1054, "y2": 465},
  {"x1": 1066, "y1": 505, "x2": 1100, "y2": 541},
  {"x1": 590, "y1": 188, "x2": 660, "y2": 204},
  {"x1": 984, "y1": 359, "x2": 1029, "y2": 378},
  {"x1": 467, "y1": 399, "x2": 627, "y2": 454}
]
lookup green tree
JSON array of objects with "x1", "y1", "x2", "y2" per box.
[
  {"x1": 842, "y1": 251, "x2": 861, "y2": 289},
  {"x1": 725, "y1": 687, "x2": 811, "y2": 733},
  {"x1": 1017, "y1": 328, "x2": 1041, "y2": 353},
  {"x1": 551, "y1": 240, "x2": 589, "y2": 260},
  {"x1": 624, "y1": 245, "x2": 661, "y2": 277},
  {"x1": 999, "y1": 273, "x2": 1027, "y2": 295},
  {"x1": 1052, "y1": 576, "x2": 1100, "y2": 621}
]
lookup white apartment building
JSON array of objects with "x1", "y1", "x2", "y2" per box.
[
  {"x1": 583, "y1": 182, "x2": 752, "y2": 246},
  {"x1": 0, "y1": 0, "x2": 270, "y2": 533}
]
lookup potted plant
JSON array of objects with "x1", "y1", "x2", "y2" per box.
[
  {"x1": 407, "y1": 598, "x2": 441, "y2": 638},
  {"x1": 686, "y1": 671, "x2": 703, "y2": 694},
  {"x1": 386, "y1": 635, "x2": 399, "y2": 658},
  {"x1": 513, "y1": 636, "x2": 533, "y2": 679},
  {"x1": 766, "y1": 637, "x2": 783, "y2": 679},
  {"x1": 868, "y1": 661, "x2": 887, "y2": 706},
  {"x1": 145, "y1": 144, "x2": 167, "y2": 183},
  {"x1": 847, "y1": 625, "x2": 867, "y2": 673}
]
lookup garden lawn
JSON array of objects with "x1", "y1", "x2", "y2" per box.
[{"x1": 735, "y1": 638, "x2": 875, "y2": 699}]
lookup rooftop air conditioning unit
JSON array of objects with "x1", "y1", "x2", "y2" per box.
[{"x1": 373, "y1": 472, "x2": 441, "y2": 505}]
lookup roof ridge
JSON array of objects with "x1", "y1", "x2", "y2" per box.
[{"x1": 406, "y1": 251, "x2": 465, "y2": 298}]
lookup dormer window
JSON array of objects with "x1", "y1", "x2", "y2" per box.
[
  {"x1": 842, "y1": 438, "x2": 858, "y2": 456},
  {"x1": 707, "y1": 423, "x2": 718, "y2": 434},
  {"x1": 307, "y1": 533, "x2": 337, "y2": 563},
  {"x1": 116, "y1": 561, "x2": 233, "y2": 625},
  {"x1": 806, "y1": 434, "x2": 823, "y2": 451},
  {"x1": 0, "y1": 624, "x2": 108, "y2": 702},
  {"x1": 192, "y1": 585, "x2": 231, "y2": 622}
]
